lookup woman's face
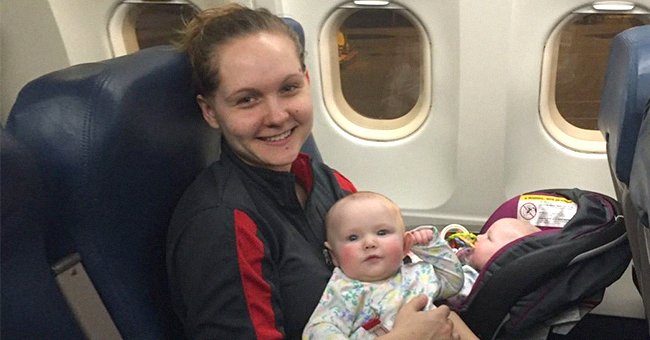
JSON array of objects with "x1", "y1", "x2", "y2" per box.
[{"x1": 198, "y1": 32, "x2": 313, "y2": 172}]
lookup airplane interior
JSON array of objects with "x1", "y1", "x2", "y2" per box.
[{"x1": 1, "y1": 0, "x2": 650, "y2": 338}]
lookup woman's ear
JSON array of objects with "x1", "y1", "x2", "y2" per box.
[{"x1": 197, "y1": 95, "x2": 221, "y2": 129}]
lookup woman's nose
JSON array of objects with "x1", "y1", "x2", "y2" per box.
[{"x1": 264, "y1": 97, "x2": 289, "y2": 125}]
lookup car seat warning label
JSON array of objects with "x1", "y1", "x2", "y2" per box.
[{"x1": 517, "y1": 195, "x2": 577, "y2": 228}]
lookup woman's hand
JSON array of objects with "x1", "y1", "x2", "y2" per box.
[{"x1": 379, "y1": 295, "x2": 459, "y2": 340}]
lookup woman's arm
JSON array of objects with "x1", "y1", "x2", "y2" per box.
[
  {"x1": 378, "y1": 296, "x2": 459, "y2": 340},
  {"x1": 448, "y1": 311, "x2": 479, "y2": 340},
  {"x1": 169, "y1": 208, "x2": 284, "y2": 339}
]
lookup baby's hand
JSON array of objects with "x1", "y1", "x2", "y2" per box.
[{"x1": 405, "y1": 228, "x2": 434, "y2": 250}]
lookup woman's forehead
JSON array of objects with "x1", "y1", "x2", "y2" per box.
[{"x1": 214, "y1": 33, "x2": 301, "y2": 93}]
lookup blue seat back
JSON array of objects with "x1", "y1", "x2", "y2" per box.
[
  {"x1": 5, "y1": 45, "x2": 219, "y2": 339},
  {"x1": 599, "y1": 24, "x2": 650, "y2": 332},
  {"x1": 628, "y1": 107, "x2": 650, "y2": 328},
  {"x1": 598, "y1": 24, "x2": 650, "y2": 186},
  {"x1": 630, "y1": 111, "x2": 650, "y2": 229},
  {"x1": 1, "y1": 129, "x2": 87, "y2": 339}
]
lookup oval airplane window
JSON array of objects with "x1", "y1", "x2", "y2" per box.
[
  {"x1": 540, "y1": 3, "x2": 650, "y2": 152},
  {"x1": 109, "y1": 1, "x2": 197, "y2": 56},
  {"x1": 320, "y1": 2, "x2": 431, "y2": 141}
]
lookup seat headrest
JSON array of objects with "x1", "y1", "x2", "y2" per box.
[{"x1": 598, "y1": 24, "x2": 650, "y2": 185}]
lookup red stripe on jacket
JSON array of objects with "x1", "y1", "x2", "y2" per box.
[
  {"x1": 234, "y1": 209, "x2": 283, "y2": 340},
  {"x1": 333, "y1": 171, "x2": 357, "y2": 193}
]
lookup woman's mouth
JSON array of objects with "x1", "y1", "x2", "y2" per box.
[{"x1": 260, "y1": 128, "x2": 293, "y2": 142}]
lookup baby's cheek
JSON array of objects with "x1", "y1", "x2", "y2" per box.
[
  {"x1": 337, "y1": 245, "x2": 359, "y2": 269},
  {"x1": 469, "y1": 246, "x2": 486, "y2": 269},
  {"x1": 385, "y1": 242, "x2": 406, "y2": 265}
]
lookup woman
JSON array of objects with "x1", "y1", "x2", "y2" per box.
[{"x1": 166, "y1": 4, "x2": 460, "y2": 339}]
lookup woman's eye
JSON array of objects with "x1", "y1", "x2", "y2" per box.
[
  {"x1": 237, "y1": 96, "x2": 255, "y2": 106},
  {"x1": 281, "y1": 84, "x2": 298, "y2": 94}
]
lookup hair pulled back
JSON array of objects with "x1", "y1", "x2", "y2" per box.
[{"x1": 179, "y1": 4, "x2": 305, "y2": 97}]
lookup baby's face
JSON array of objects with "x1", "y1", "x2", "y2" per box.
[
  {"x1": 468, "y1": 218, "x2": 534, "y2": 270},
  {"x1": 326, "y1": 197, "x2": 405, "y2": 282}
]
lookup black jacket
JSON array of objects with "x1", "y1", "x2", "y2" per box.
[{"x1": 167, "y1": 142, "x2": 355, "y2": 339}]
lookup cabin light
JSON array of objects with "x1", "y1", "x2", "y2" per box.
[
  {"x1": 592, "y1": 1, "x2": 636, "y2": 11},
  {"x1": 353, "y1": 0, "x2": 390, "y2": 6}
]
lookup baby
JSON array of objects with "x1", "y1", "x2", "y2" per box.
[
  {"x1": 303, "y1": 191, "x2": 477, "y2": 339},
  {"x1": 447, "y1": 217, "x2": 542, "y2": 303},
  {"x1": 465, "y1": 217, "x2": 541, "y2": 270}
]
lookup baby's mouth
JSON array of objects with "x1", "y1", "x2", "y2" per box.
[{"x1": 365, "y1": 255, "x2": 381, "y2": 262}]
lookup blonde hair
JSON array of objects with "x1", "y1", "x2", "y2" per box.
[
  {"x1": 178, "y1": 3, "x2": 304, "y2": 97},
  {"x1": 325, "y1": 191, "x2": 404, "y2": 240}
]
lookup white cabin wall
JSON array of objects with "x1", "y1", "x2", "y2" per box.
[
  {"x1": 443, "y1": 0, "x2": 511, "y2": 223},
  {"x1": 253, "y1": 0, "x2": 283, "y2": 12},
  {"x1": 282, "y1": 0, "x2": 533, "y2": 227},
  {"x1": 2, "y1": 0, "x2": 69, "y2": 125},
  {"x1": 504, "y1": 0, "x2": 615, "y2": 197},
  {"x1": 284, "y1": 0, "x2": 463, "y2": 222},
  {"x1": 1, "y1": 0, "x2": 118, "y2": 125},
  {"x1": 280, "y1": 0, "x2": 628, "y2": 225},
  {"x1": 0, "y1": 0, "x2": 235, "y2": 125}
]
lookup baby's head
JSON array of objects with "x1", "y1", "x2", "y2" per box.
[
  {"x1": 325, "y1": 191, "x2": 407, "y2": 282},
  {"x1": 466, "y1": 218, "x2": 540, "y2": 270}
]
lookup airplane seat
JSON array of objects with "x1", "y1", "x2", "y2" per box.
[
  {"x1": 598, "y1": 24, "x2": 650, "y2": 328},
  {"x1": 629, "y1": 106, "x2": 650, "y2": 324},
  {"x1": 1, "y1": 129, "x2": 87, "y2": 339},
  {"x1": 3, "y1": 17, "x2": 317, "y2": 338},
  {"x1": 5, "y1": 45, "x2": 219, "y2": 339},
  {"x1": 599, "y1": 24, "x2": 650, "y2": 192}
]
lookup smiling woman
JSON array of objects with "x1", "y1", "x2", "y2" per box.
[
  {"x1": 195, "y1": 32, "x2": 313, "y2": 172},
  {"x1": 165, "y1": 4, "x2": 363, "y2": 339}
]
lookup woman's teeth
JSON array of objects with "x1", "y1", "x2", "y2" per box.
[{"x1": 263, "y1": 129, "x2": 292, "y2": 142}]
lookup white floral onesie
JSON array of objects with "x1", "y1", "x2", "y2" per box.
[{"x1": 303, "y1": 227, "x2": 464, "y2": 339}]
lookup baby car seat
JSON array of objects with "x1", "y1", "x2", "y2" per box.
[{"x1": 452, "y1": 188, "x2": 631, "y2": 339}]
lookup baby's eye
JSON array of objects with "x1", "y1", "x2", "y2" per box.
[
  {"x1": 377, "y1": 229, "x2": 389, "y2": 236},
  {"x1": 347, "y1": 234, "x2": 358, "y2": 242}
]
